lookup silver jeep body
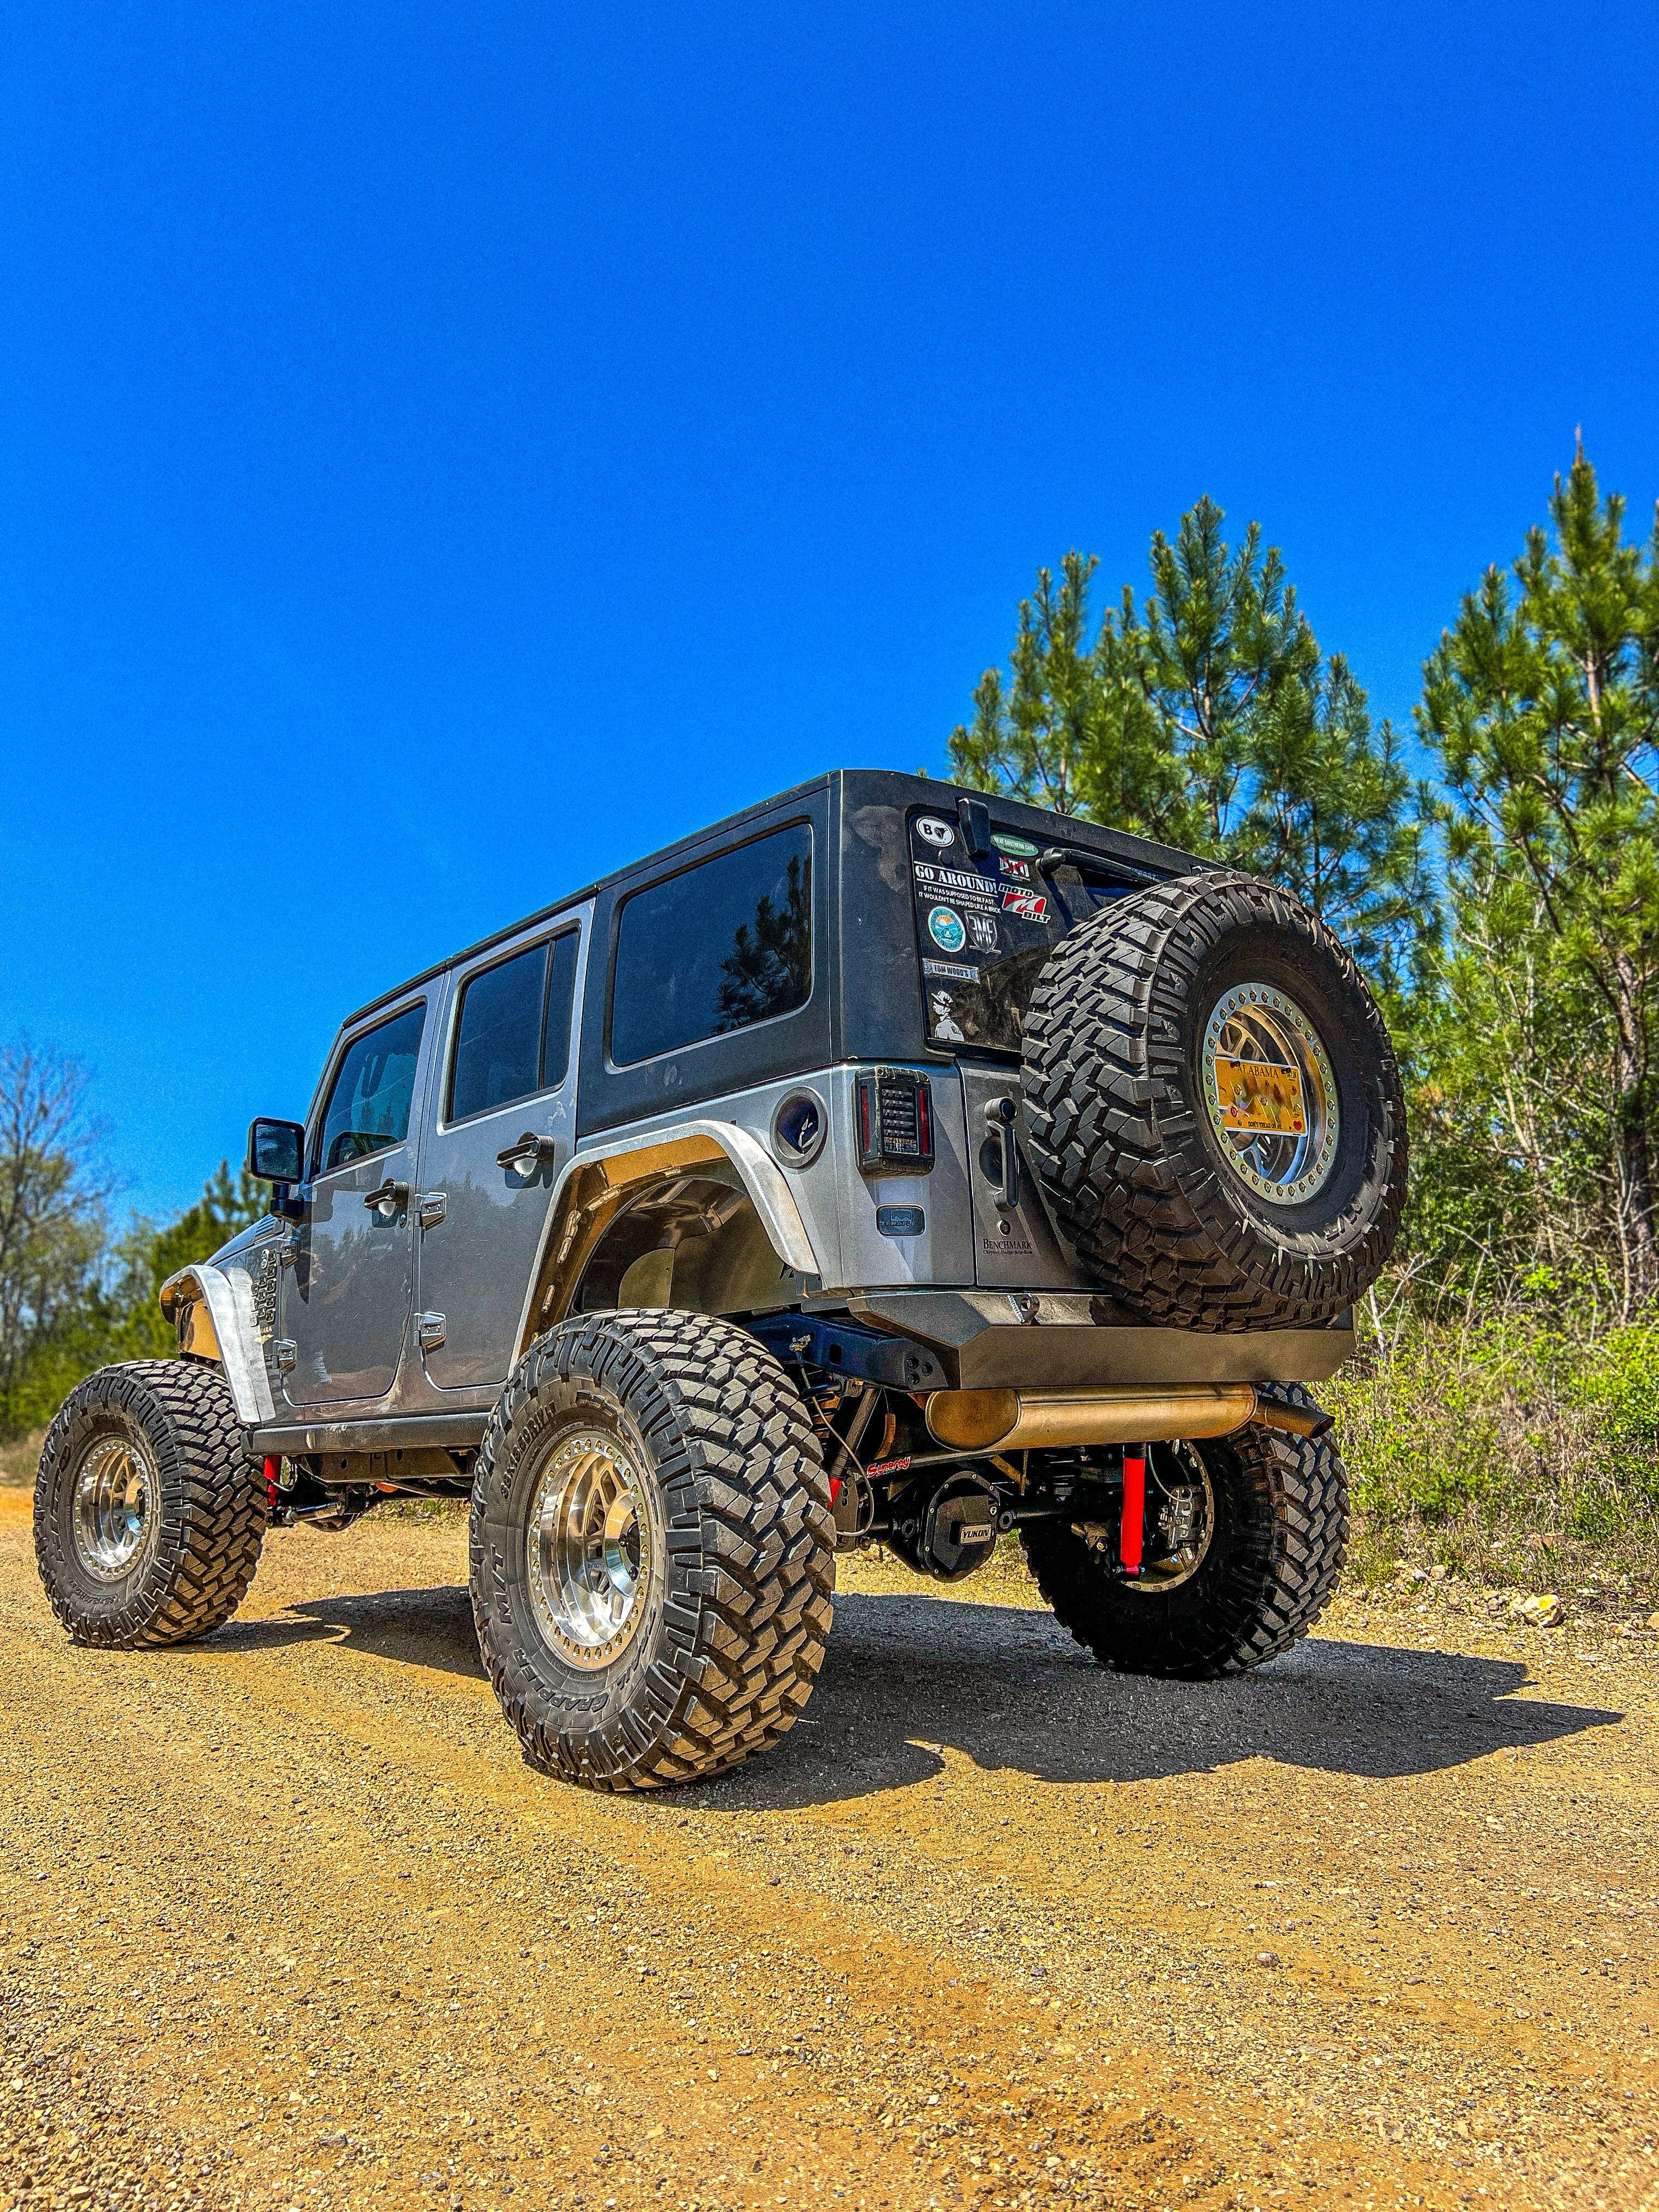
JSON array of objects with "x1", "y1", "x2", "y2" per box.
[{"x1": 162, "y1": 769, "x2": 1353, "y2": 1472}]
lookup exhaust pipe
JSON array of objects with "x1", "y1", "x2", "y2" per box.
[
  {"x1": 924, "y1": 1385, "x2": 1259, "y2": 1453},
  {"x1": 922, "y1": 1384, "x2": 1333, "y2": 1454}
]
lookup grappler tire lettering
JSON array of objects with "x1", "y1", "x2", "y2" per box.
[
  {"x1": 34, "y1": 1359, "x2": 267, "y2": 1648},
  {"x1": 1021, "y1": 870, "x2": 1408, "y2": 1331},
  {"x1": 1020, "y1": 1389, "x2": 1348, "y2": 1678},
  {"x1": 469, "y1": 1310, "x2": 836, "y2": 1792}
]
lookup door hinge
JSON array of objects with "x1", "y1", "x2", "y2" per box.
[
  {"x1": 417, "y1": 1311, "x2": 447, "y2": 1350},
  {"x1": 273, "y1": 1339, "x2": 297, "y2": 1373},
  {"x1": 418, "y1": 1191, "x2": 447, "y2": 1229}
]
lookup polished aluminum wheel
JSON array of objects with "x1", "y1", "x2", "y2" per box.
[
  {"x1": 1200, "y1": 981, "x2": 1339, "y2": 1205},
  {"x1": 526, "y1": 1427, "x2": 652, "y2": 1671},
  {"x1": 72, "y1": 1435, "x2": 160, "y2": 1583}
]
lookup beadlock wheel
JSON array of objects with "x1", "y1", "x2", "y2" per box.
[
  {"x1": 71, "y1": 1434, "x2": 161, "y2": 1583},
  {"x1": 526, "y1": 1427, "x2": 651, "y2": 1671},
  {"x1": 1200, "y1": 981, "x2": 1340, "y2": 1205}
]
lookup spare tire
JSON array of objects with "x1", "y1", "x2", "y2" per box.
[{"x1": 1021, "y1": 870, "x2": 1407, "y2": 1330}]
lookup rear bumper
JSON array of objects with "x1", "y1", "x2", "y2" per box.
[{"x1": 847, "y1": 1290, "x2": 1354, "y2": 1391}]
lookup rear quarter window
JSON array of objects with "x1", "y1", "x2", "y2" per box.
[{"x1": 610, "y1": 822, "x2": 812, "y2": 1066}]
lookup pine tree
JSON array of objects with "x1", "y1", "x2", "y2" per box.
[
  {"x1": 949, "y1": 498, "x2": 1436, "y2": 988},
  {"x1": 1418, "y1": 444, "x2": 1659, "y2": 1308}
]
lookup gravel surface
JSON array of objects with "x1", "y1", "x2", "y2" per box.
[{"x1": 2, "y1": 1486, "x2": 1657, "y2": 2211}]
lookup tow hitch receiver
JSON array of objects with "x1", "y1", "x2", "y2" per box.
[{"x1": 1120, "y1": 1451, "x2": 1146, "y2": 1575}]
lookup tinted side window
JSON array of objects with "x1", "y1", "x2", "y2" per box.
[
  {"x1": 450, "y1": 944, "x2": 548, "y2": 1122},
  {"x1": 541, "y1": 930, "x2": 580, "y2": 1090},
  {"x1": 315, "y1": 1005, "x2": 426, "y2": 1173},
  {"x1": 611, "y1": 825, "x2": 812, "y2": 1066}
]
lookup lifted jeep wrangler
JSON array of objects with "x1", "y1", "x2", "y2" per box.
[{"x1": 35, "y1": 771, "x2": 1406, "y2": 1789}]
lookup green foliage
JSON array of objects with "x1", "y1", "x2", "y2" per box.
[
  {"x1": 950, "y1": 500, "x2": 1437, "y2": 993},
  {"x1": 1327, "y1": 1312, "x2": 1659, "y2": 1583},
  {"x1": 1417, "y1": 445, "x2": 1659, "y2": 1304},
  {"x1": 104, "y1": 1163, "x2": 270, "y2": 1363},
  {"x1": 0, "y1": 1151, "x2": 268, "y2": 1436}
]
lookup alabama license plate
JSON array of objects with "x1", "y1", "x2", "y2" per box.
[{"x1": 1213, "y1": 1055, "x2": 1307, "y2": 1135}]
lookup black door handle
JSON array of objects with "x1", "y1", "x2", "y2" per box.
[
  {"x1": 495, "y1": 1132, "x2": 557, "y2": 1176},
  {"x1": 362, "y1": 1178, "x2": 410, "y2": 1218}
]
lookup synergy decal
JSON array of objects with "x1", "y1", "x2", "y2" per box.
[
  {"x1": 1000, "y1": 889, "x2": 1048, "y2": 921},
  {"x1": 927, "y1": 906, "x2": 968, "y2": 953},
  {"x1": 915, "y1": 816, "x2": 955, "y2": 848}
]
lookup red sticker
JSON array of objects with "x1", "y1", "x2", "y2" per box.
[
  {"x1": 1000, "y1": 889, "x2": 1047, "y2": 920},
  {"x1": 998, "y1": 855, "x2": 1031, "y2": 880}
]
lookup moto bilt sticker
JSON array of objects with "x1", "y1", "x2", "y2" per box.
[
  {"x1": 992, "y1": 832, "x2": 1040, "y2": 857},
  {"x1": 927, "y1": 906, "x2": 967, "y2": 953},
  {"x1": 1000, "y1": 889, "x2": 1048, "y2": 920},
  {"x1": 915, "y1": 816, "x2": 955, "y2": 848}
]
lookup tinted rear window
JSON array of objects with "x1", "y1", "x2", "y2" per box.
[
  {"x1": 611, "y1": 823, "x2": 812, "y2": 1065},
  {"x1": 448, "y1": 929, "x2": 583, "y2": 1122},
  {"x1": 449, "y1": 943, "x2": 547, "y2": 1122}
]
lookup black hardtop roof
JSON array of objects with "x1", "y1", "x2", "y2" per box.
[{"x1": 340, "y1": 766, "x2": 1203, "y2": 1031}]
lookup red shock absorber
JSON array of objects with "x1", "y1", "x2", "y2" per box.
[
  {"x1": 263, "y1": 1455, "x2": 279, "y2": 1514},
  {"x1": 1120, "y1": 1451, "x2": 1146, "y2": 1575}
]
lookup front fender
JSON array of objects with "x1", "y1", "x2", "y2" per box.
[
  {"x1": 159, "y1": 1262, "x2": 276, "y2": 1426},
  {"x1": 514, "y1": 1119, "x2": 823, "y2": 1358}
]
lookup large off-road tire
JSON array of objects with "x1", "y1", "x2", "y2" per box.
[
  {"x1": 1020, "y1": 1395, "x2": 1347, "y2": 1677},
  {"x1": 1022, "y1": 870, "x2": 1407, "y2": 1330},
  {"x1": 470, "y1": 1310, "x2": 835, "y2": 1791},
  {"x1": 33, "y1": 1360, "x2": 266, "y2": 1648}
]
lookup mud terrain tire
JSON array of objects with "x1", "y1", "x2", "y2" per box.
[
  {"x1": 1022, "y1": 870, "x2": 1407, "y2": 1329},
  {"x1": 1020, "y1": 1392, "x2": 1347, "y2": 1677},
  {"x1": 35, "y1": 1359, "x2": 266, "y2": 1647},
  {"x1": 470, "y1": 1310, "x2": 835, "y2": 1791}
]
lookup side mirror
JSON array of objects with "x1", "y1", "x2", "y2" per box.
[{"x1": 246, "y1": 1117, "x2": 306, "y2": 1184}]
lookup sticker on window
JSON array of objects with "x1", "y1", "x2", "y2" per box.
[
  {"x1": 1000, "y1": 889, "x2": 1048, "y2": 921},
  {"x1": 927, "y1": 907, "x2": 967, "y2": 953},
  {"x1": 916, "y1": 816, "x2": 955, "y2": 849},
  {"x1": 922, "y1": 958, "x2": 975, "y2": 980},
  {"x1": 992, "y1": 832, "x2": 1040, "y2": 858},
  {"x1": 928, "y1": 992, "x2": 966, "y2": 1043},
  {"x1": 998, "y1": 855, "x2": 1031, "y2": 880},
  {"x1": 968, "y1": 913, "x2": 998, "y2": 951}
]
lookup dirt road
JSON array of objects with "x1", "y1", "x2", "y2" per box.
[{"x1": 2, "y1": 1486, "x2": 1656, "y2": 2212}]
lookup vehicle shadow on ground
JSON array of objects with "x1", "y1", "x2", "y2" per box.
[
  {"x1": 696, "y1": 1590, "x2": 1625, "y2": 1812},
  {"x1": 213, "y1": 1582, "x2": 1623, "y2": 1804},
  {"x1": 218, "y1": 1587, "x2": 489, "y2": 1680}
]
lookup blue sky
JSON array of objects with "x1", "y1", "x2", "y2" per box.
[{"x1": 3, "y1": 2, "x2": 1656, "y2": 1223}]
